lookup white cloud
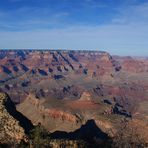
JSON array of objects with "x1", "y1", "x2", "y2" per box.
[{"x1": 112, "y1": 2, "x2": 148, "y2": 25}]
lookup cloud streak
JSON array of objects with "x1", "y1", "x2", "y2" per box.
[{"x1": 112, "y1": 2, "x2": 148, "y2": 25}]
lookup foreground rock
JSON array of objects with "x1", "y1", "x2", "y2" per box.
[{"x1": 0, "y1": 93, "x2": 25, "y2": 144}]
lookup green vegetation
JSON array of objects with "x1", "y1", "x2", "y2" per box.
[
  {"x1": 19, "y1": 123, "x2": 50, "y2": 148},
  {"x1": 29, "y1": 123, "x2": 49, "y2": 147}
]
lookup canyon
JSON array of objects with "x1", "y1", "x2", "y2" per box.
[{"x1": 0, "y1": 50, "x2": 148, "y2": 146}]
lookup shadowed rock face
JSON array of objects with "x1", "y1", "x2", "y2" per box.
[
  {"x1": 4, "y1": 94, "x2": 34, "y2": 134},
  {"x1": 50, "y1": 119, "x2": 110, "y2": 141},
  {"x1": 0, "y1": 93, "x2": 25, "y2": 144}
]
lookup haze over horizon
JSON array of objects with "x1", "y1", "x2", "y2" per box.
[{"x1": 0, "y1": 0, "x2": 148, "y2": 56}]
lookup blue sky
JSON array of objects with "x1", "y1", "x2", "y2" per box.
[{"x1": 0, "y1": 0, "x2": 148, "y2": 56}]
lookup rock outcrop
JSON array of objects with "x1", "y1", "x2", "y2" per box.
[
  {"x1": 0, "y1": 93, "x2": 25, "y2": 144},
  {"x1": 17, "y1": 95, "x2": 82, "y2": 132},
  {"x1": 79, "y1": 91, "x2": 92, "y2": 101}
]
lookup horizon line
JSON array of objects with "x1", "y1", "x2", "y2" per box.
[{"x1": 0, "y1": 49, "x2": 148, "y2": 58}]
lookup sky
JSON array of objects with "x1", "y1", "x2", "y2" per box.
[{"x1": 0, "y1": 0, "x2": 148, "y2": 56}]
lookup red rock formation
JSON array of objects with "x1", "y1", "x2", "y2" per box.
[{"x1": 0, "y1": 50, "x2": 119, "y2": 79}]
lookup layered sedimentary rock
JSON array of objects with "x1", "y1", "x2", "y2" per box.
[
  {"x1": 0, "y1": 50, "x2": 119, "y2": 78},
  {"x1": 0, "y1": 50, "x2": 148, "y2": 144},
  {"x1": 17, "y1": 95, "x2": 82, "y2": 132}
]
